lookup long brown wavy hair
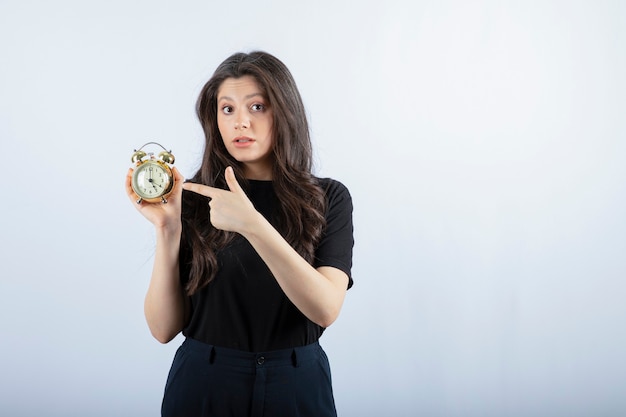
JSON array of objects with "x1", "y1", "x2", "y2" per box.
[{"x1": 181, "y1": 51, "x2": 327, "y2": 295}]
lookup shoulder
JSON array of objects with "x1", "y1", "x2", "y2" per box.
[
  {"x1": 314, "y1": 177, "x2": 352, "y2": 202},
  {"x1": 314, "y1": 177, "x2": 353, "y2": 218}
]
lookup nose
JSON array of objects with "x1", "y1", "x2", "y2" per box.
[{"x1": 235, "y1": 116, "x2": 250, "y2": 130}]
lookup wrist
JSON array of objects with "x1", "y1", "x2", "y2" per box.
[
  {"x1": 155, "y1": 223, "x2": 182, "y2": 240},
  {"x1": 241, "y1": 211, "x2": 270, "y2": 241}
]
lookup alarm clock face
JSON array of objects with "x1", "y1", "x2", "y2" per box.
[{"x1": 131, "y1": 161, "x2": 173, "y2": 201}]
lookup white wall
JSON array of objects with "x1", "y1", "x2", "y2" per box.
[{"x1": 1, "y1": 1, "x2": 624, "y2": 416}]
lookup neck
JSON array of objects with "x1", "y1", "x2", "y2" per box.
[{"x1": 243, "y1": 162, "x2": 272, "y2": 180}]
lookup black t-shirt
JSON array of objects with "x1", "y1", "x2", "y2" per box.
[{"x1": 180, "y1": 178, "x2": 354, "y2": 352}]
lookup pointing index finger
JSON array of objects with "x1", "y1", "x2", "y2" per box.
[{"x1": 182, "y1": 182, "x2": 222, "y2": 198}]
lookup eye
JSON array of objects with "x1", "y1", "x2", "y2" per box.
[
  {"x1": 221, "y1": 105, "x2": 233, "y2": 114},
  {"x1": 250, "y1": 103, "x2": 265, "y2": 112}
]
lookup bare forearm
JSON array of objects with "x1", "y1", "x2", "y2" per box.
[
  {"x1": 144, "y1": 225, "x2": 187, "y2": 343},
  {"x1": 243, "y1": 213, "x2": 348, "y2": 328}
]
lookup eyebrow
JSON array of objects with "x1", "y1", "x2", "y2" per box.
[{"x1": 218, "y1": 93, "x2": 265, "y2": 102}]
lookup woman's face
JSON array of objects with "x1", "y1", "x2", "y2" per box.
[{"x1": 217, "y1": 75, "x2": 274, "y2": 180}]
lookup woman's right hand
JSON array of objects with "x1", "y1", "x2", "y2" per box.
[{"x1": 125, "y1": 166, "x2": 185, "y2": 230}]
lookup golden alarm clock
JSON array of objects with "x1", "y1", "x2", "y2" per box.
[{"x1": 130, "y1": 142, "x2": 175, "y2": 204}]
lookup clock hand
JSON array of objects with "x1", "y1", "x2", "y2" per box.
[
  {"x1": 147, "y1": 178, "x2": 162, "y2": 188},
  {"x1": 148, "y1": 178, "x2": 163, "y2": 189}
]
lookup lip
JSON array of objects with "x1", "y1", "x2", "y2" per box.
[{"x1": 233, "y1": 136, "x2": 255, "y2": 148}]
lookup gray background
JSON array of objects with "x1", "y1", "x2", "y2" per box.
[{"x1": 1, "y1": 1, "x2": 625, "y2": 416}]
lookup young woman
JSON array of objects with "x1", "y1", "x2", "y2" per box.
[{"x1": 126, "y1": 51, "x2": 354, "y2": 417}]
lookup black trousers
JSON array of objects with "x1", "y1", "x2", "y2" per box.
[{"x1": 161, "y1": 338, "x2": 337, "y2": 417}]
